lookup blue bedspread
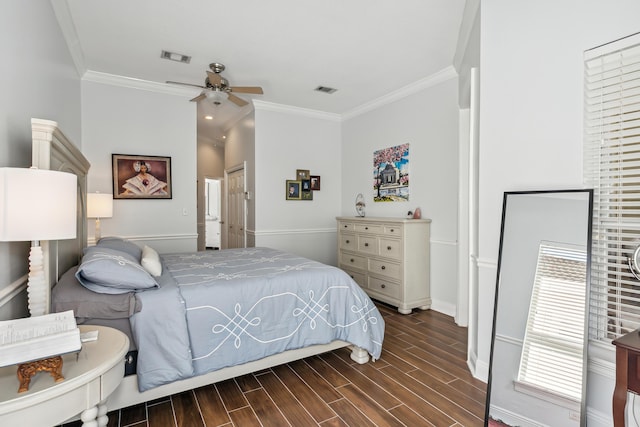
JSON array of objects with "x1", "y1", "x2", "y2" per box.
[{"x1": 130, "y1": 247, "x2": 385, "y2": 391}]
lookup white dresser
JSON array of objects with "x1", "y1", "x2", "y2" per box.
[{"x1": 337, "y1": 216, "x2": 431, "y2": 314}]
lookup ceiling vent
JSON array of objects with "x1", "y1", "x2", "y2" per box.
[
  {"x1": 161, "y1": 50, "x2": 191, "y2": 64},
  {"x1": 315, "y1": 86, "x2": 338, "y2": 94}
]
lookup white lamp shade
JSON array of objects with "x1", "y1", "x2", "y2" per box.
[
  {"x1": 0, "y1": 168, "x2": 77, "y2": 242},
  {"x1": 87, "y1": 193, "x2": 113, "y2": 218}
]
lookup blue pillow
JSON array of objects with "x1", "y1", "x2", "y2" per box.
[
  {"x1": 76, "y1": 246, "x2": 158, "y2": 294},
  {"x1": 96, "y1": 237, "x2": 142, "y2": 261}
]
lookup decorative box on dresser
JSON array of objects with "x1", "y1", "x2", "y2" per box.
[{"x1": 336, "y1": 216, "x2": 431, "y2": 314}]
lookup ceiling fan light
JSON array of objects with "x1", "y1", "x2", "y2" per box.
[{"x1": 205, "y1": 90, "x2": 227, "y2": 105}]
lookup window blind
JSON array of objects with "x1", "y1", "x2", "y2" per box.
[
  {"x1": 517, "y1": 242, "x2": 586, "y2": 402},
  {"x1": 584, "y1": 32, "x2": 640, "y2": 342}
]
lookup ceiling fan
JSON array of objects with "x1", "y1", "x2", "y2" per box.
[{"x1": 167, "y1": 62, "x2": 263, "y2": 107}]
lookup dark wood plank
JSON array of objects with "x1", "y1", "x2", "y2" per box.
[
  {"x1": 319, "y1": 352, "x2": 401, "y2": 410},
  {"x1": 288, "y1": 359, "x2": 344, "y2": 403},
  {"x1": 257, "y1": 370, "x2": 321, "y2": 425},
  {"x1": 147, "y1": 400, "x2": 177, "y2": 427},
  {"x1": 271, "y1": 363, "x2": 338, "y2": 422},
  {"x1": 328, "y1": 398, "x2": 376, "y2": 427},
  {"x1": 227, "y1": 406, "x2": 262, "y2": 427},
  {"x1": 194, "y1": 384, "x2": 231, "y2": 426},
  {"x1": 243, "y1": 388, "x2": 290, "y2": 427},
  {"x1": 215, "y1": 378, "x2": 248, "y2": 411},
  {"x1": 336, "y1": 384, "x2": 405, "y2": 427},
  {"x1": 171, "y1": 390, "x2": 205, "y2": 427}
]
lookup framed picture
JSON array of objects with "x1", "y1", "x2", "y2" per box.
[
  {"x1": 301, "y1": 190, "x2": 313, "y2": 201},
  {"x1": 296, "y1": 169, "x2": 310, "y2": 180},
  {"x1": 112, "y1": 154, "x2": 172, "y2": 199},
  {"x1": 310, "y1": 175, "x2": 321, "y2": 190},
  {"x1": 286, "y1": 180, "x2": 301, "y2": 200},
  {"x1": 301, "y1": 179, "x2": 311, "y2": 192}
]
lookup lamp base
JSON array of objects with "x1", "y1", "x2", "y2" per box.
[
  {"x1": 27, "y1": 244, "x2": 48, "y2": 316},
  {"x1": 95, "y1": 218, "x2": 102, "y2": 242}
]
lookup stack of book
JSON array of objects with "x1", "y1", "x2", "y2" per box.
[{"x1": 0, "y1": 310, "x2": 81, "y2": 367}]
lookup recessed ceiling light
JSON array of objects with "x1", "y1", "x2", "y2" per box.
[
  {"x1": 160, "y1": 50, "x2": 191, "y2": 63},
  {"x1": 204, "y1": 115, "x2": 213, "y2": 120},
  {"x1": 315, "y1": 85, "x2": 338, "y2": 94}
]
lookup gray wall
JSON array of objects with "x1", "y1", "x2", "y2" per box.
[{"x1": 0, "y1": 1, "x2": 81, "y2": 320}]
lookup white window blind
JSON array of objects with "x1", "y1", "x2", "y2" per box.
[
  {"x1": 584, "y1": 32, "x2": 640, "y2": 342},
  {"x1": 517, "y1": 242, "x2": 586, "y2": 403}
]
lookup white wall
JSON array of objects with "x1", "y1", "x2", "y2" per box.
[
  {"x1": 0, "y1": 1, "x2": 81, "y2": 320},
  {"x1": 478, "y1": 1, "x2": 640, "y2": 424},
  {"x1": 81, "y1": 79, "x2": 198, "y2": 253},
  {"x1": 341, "y1": 75, "x2": 460, "y2": 314},
  {"x1": 253, "y1": 103, "x2": 342, "y2": 266}
]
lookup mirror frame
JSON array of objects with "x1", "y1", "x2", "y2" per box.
[{"x1": 484, "y1": 189, "x2": 593, "y2": 426}]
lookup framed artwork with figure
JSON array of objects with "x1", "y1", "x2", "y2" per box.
[
  {"x1": 286, "y1": 180, "x2": 301, "y2": 200},
  {"x1": 113, "y1": 154, "x2": 172, "y2": 199}
]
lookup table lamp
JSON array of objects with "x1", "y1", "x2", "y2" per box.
[
  {"x1": 0, "y1": 167, "x2": 77, "y2": 316},
  {"x1": 87, "y1": 192, "x2": 113, "y2": 242}
]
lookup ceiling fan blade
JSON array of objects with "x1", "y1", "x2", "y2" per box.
[
  {"x1": 227, "y1": 93, "x2": 249, "y2": 107},
  {"x1": 206, "y1": 71, "x2": 222, "y2": 86},
  {"x1": 189, "y1": 93, "x2": 207, "y2": 102},
  {"x1": 166, "y1": 81, "x2": 205, "y2": 89},
  {"x1": 230, "y1": 86, "x2": 264, "y2": 94}
]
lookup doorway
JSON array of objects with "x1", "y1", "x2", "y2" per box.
[
  {"x1": 225, "y1": 164, "x2": 246, "y2": 249},
  {"x1": 204, "y1": 177, "x2": 222, "y2": 249}
]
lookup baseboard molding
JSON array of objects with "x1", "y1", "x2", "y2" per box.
[{"x1": 430, "y1": 299, "x2": 456, "y2": 318}]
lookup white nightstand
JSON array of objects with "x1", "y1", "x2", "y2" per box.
[{"x1": 0, "y1": 325, "x2": 129, "y2": 427}]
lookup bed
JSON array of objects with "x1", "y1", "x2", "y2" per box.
[{"x1": 33, "y1": 118, "x2": 385, "y2": 412}]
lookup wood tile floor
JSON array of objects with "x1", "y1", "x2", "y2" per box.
[{"x1": 65, "y1": 302, "x2": 487, "y2": 427}]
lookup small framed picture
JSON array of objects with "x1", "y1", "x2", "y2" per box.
[
  {"x1": 310, "y1": 175, "x2": 321, "y2": 190},
  {"x1": 296, "y1": 169, "x2": 310, "y2": 180},
  {"x1": 301, "y1": 191, "x2": 313, "y2": 201},
  {"x1": 113, "y1": 154, "x2": 172, "y2": 199},
  {"x1": 286, "y1": 180, "x2": 301, "y2": 200},
  {"x1": 301, "y1": 179, "x2": 311, "y2": 192}
]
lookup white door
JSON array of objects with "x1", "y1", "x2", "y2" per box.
[
  {"x1": 204, "y1": 178, "x2": 222, "y2": 249},
  {"x1": 226, "y1": 167, "x2": 245, "y2": 249}
]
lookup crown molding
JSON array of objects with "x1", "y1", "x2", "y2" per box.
[
  {"x1": 342, "y1": 66, "x2": 458, "y2": 121},
  {"x1": 252, "y1": 100, "x2": 342, "y2": 122},
  {"x1": 82, "y1": 70, "x2": 198, "y2": 97},
  {"x1": 51, "y1": 0, "x2": 87, "y2": 77}
]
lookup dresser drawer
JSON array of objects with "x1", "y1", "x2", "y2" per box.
[
  {"x1": 354, "y1": 223, "x2": 383, "y2": 234},
  {"x1": 384, "y1": 224, "x2": 403, "y2": 236},
  {"x1": 340, "y1": 252, "x2": 367, "y2": 270},
  {"x1": 341, "y1": 268, "x2": 366, "y2": 287},
  {"x1": 357, "y1": 235, "x2": 378, "y2": 255},
  {"x1": 368, "y1": 276, "x2": 401, "y2": 299},
  {"x1": 369, "y1": 258, "x2": 401, "y2": 279},
  {"x1": 339, "y1": 221, "x2": 354, "y2": 231},
  {"x1": 339, "y1": 233, "x2": 357, "y2": 251},
  {"x1": 379, "y1": 237, "x2": 401, "y2": 260}
]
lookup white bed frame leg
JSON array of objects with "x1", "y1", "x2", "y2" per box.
[{"x1": 349, "y1": 346, "x2": 370, "y2": 364}]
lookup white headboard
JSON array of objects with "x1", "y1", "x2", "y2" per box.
[{"x1": 31, "y1": 118, "x2": 90, "y2": 305}]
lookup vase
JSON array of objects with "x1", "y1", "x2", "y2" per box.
[{"x1": 413, "y1": 207, "x2": 422, "y2": 219}]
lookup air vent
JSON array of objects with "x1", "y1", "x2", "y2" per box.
[
  {"x1": 161, "y1": 50, "x2": 191, "y2": 64},
  {"x1": 315, "y1": 86, "x2": 338, "y2": 94}
]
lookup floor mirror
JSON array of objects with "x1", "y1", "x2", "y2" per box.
[{"x1": 485, "y1": 189, "x2": 593, "y2": 427}]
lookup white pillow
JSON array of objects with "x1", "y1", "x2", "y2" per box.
[{"x1": 141, "y1": 245, "x2": 162, "y2": 277}]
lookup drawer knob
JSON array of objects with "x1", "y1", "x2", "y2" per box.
[
  {"x1": 350, "y1": 258, "x2": 355, "y2": 263},
  {"x1": 365, "y1": 226, "x2": 369, "y2": 230},
  {"x1": 381, "y1": 284, "x2": 386, "y2": 289},
  {"x1": 390, "y1": 229, "x2": 395, "y2": 232},
  {"x1": 387, "y1": 246, "x2": 392, "y2": 250},
  {"x1": 381, "y1": 266, "x2": 386, "y2": 270},
  {"x1": 364, "y1": 243, "x2": 369, "y2": 247},
  {"x1": 346, "y1": 240, "x2": 350, "y2": 244},
  {"x1": 344, "y1": 225, "x2": 348, "y2": 228}
]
